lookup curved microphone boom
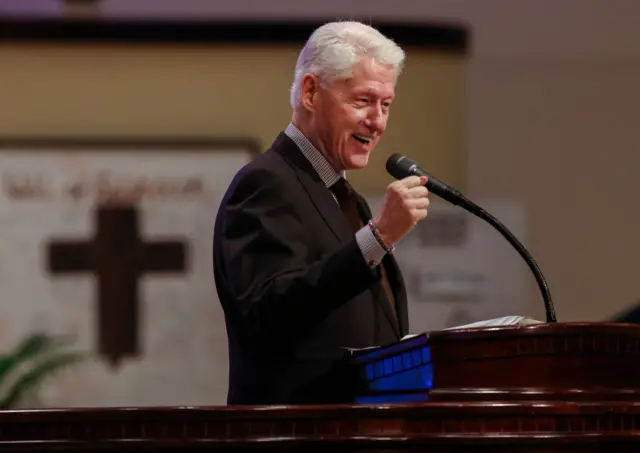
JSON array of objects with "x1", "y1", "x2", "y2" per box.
[{"x1": 386, "y1": 153, "x2": 557, "y2": 323}]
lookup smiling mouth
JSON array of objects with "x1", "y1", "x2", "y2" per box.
[{"x1": 352, "y1": 134, "x2": 373, "y2": 145}]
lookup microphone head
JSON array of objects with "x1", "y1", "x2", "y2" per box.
[
  {"x1": 385, "y1": 153, "x2": 418, "y2": 180},
  {"x1": 385, "y1": 153, "x2": 467, "y2": 207}
]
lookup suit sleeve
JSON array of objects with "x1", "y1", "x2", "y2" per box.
[{"x1": 216, "y1": 168, "x2": 378, "y2": 343}]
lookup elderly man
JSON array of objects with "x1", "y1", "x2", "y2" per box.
[{"x1": 213, "y1": 21, "x2": 430, "y2": 405}]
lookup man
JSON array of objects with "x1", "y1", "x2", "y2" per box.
[{"x1": 213, "y1": 21, "x2": 430, "y2": 405}]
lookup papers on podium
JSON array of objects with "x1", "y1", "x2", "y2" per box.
[
  {"x1": 343, "y1": 316, "x2": 542, "y2": 353},
  {"x1": 401, "y1": 315, "x2": 542, "y2": 341}
]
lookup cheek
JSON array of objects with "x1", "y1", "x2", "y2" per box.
[
  {"x1": 380, "y1": 116, "x2": 389, "y2": 131},
  {"x1": 329, "y1": 109, "x2": 359, "y2": 136},
  {"x1": 342, "y1": 108, "x2": 367, "y2": 128}
]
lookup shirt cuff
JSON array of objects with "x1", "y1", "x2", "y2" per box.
[{"x1": 355, "y1": 224, "x2": 387, "y2": 268}]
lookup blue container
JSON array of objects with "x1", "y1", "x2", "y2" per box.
[{"x1": 346, "y1": 334, "x2": 434, "y2": 404}]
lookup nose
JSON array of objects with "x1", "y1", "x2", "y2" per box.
[{"x1": 364, "y1": 104, "x2": 387, "y2": 132}]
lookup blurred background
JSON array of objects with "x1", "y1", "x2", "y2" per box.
[{"x1": 0, "y1": 0, "x2": 637, "y2": 409}]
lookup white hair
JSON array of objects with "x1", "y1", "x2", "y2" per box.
[{"x1": 289, "y1": 21, "x2": 406, "y2": 109}]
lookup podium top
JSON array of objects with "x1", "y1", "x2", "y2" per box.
[
  {"x1": 350, "y1": 321, "x2": 640, "y2": 363},
  {"x1": 429, "y1": 321, "x2": 640, "y2": 338}
]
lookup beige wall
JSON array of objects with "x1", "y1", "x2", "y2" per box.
[
  {"x1": 0, "y1": 44, "x2": 466, "y2": 195},
  {"x1": 467, "y1": 59, "x2": 640, "y2": 321}
]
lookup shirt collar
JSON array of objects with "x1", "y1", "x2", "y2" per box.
[{"x1": 284, "y1": 122, "x2": 344, "y2": 188}]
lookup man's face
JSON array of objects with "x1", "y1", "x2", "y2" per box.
[{"x1": 302, "y1": 57, "x2": 396, "y2": 171}]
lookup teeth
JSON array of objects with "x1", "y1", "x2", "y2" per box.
[{"x1": 353, "y1": 134, "x2": 372, "y2": 143}]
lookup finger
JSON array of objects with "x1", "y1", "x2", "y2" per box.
[
  {"x1": 415, "y1": 198, "x2": 431, "y2": 208},
  {"x1": 401, "y1": 175, "x2": 425, "y2": 188},
  {"x1": 388, "y1": 179, "x2": 408, "y2": 192},
  {"x1": 405, "y1": 197, "x2": 430, "y2": 209},
  {"x1": 407, "y1": 185, "x2": 429, "y2": 197},
  {"x1": 412, "y1": 208, "x2": 429, "y2": 220}
]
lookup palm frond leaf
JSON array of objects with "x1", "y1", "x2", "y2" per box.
[
  {"x1": 0, "y1": 351, "x2": 86, "y2": 409},
  {"x1": 0, "y1": 333, "x2": 60, "y2": 383}
]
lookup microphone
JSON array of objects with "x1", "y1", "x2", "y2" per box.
[
  {"x1": 386, "y1": 153, "x2": 557, "y2": 323},
  {"x1": 386, "y1": 153, "x2": 471, "y2": 209}
]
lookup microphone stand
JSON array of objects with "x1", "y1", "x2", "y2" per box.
[{"x1": 451, "y1": 194, "x2": 557, "y2": 323}]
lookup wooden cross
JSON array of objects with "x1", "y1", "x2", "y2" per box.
[{"x1": 47, "y1": 204, "x2": 187, "y2": 367}]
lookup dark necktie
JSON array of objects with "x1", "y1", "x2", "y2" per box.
[{"x1": 329, "y1": 178, "x2": 397, "y2": 316}]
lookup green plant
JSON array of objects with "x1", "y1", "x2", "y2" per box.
[{"x1": 0, "y1": 332, "x2": 86, "y2": 409}]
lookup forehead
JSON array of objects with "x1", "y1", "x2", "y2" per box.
[{"x1": 338, "y1": 58, "x2": 396, "y2": 96}]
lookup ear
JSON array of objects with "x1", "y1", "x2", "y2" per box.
[{"x1": 300, "y1": 74, "x2": 319, "y2": 112}]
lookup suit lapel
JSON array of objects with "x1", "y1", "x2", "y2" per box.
[{"x1": 274, "y1": 133, "x2": 354, "y2": 244}]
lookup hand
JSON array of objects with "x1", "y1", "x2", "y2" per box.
[{"x1": 372, "y1": 175, "x2": 430, "y2": 246}]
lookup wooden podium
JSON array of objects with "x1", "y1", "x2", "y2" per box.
[
  {"x1": 2, "y1": 322, "x2": 640, "y2": 452},
  {"x1": 348, "y1": 321, "x2": 640, "y2": 403}
]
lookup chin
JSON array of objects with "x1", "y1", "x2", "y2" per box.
[{"x1": 346, "y1": 154, "x2": 370, "y2": 170}]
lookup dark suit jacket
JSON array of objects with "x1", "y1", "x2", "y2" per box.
[{"x1": 213, "y1": 132, "x2": 409, "y2": 405}]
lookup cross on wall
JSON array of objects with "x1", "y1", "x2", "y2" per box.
[{"x1": 47, "y1": 204, "x2": 188, "y2": 367}]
